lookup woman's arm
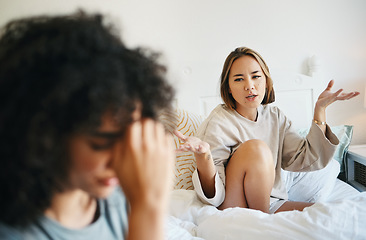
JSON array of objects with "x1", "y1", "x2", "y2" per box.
[
  {"x1": 113, "y1": 119, "x2": 174, "y2": 240},
  {"x1": 174, "y1": 130, "x2": 217, "y2": 198},
  {"x1": 282, "y1": 80, "x2": 359, "y2": 171},
  {"x1": 313, "y1": 80, "x2": 359, "y2": 134}
]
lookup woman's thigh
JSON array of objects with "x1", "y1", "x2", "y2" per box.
[{"x1": 220, "y1": 139, "x2": 275, "y2": 211}]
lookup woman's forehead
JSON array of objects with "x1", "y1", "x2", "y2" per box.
[{"x1": 230, "y1": 56, "x2": 262, "y2": 74}]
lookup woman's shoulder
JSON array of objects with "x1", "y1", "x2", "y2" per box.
[
  {"x1": 262, "y1": 104, "x2": 279, "y2": 113},
  {"x1": 262, "y1": 104, "x2": 287, "y2": 119},
  {"x1": 200, "y1": 105, "x2": 235, "y2": 128},
  {"x1": 0, "y1": 189, "x2": 128, "y2": 240},
  {"x1": 0, "y1": 223, "x2": 22, "y2": 240},
  {"x1": 261, "y1": 104, "x2": 292, "y2": 130},
  {"x1": 197, "y1": 104, "x2": 239, "y2": 137},
  {"x1": 206, "y1": 104, "x2": 236, "y2": 121}
]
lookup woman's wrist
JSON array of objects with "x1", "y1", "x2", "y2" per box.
[
  {"x1": 194, "y1": 151, "x2": 212, "y2": 162},
  {"x1": 128, "y1": 203, "x2": 166, "y2": 240},
  {"x1": 313, "y1": 103, "x2": 326, "y2": 121},
  {"x1": 313, "y1": 103, "x2": 327, "y2": 132},
  {"x1": 313, "y1": 119, "x2": 326, "y2": 125}
]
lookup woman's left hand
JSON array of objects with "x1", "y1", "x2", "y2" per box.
[
  {"x1": 113, "y1": 119, "x2": 174, "y2": 209},
  {"x1": 316, "y1": 80, "x2": 360, "y2": 110},
  {"x1": 313, "y1": 80, "x2": 360, "y2": 133}
]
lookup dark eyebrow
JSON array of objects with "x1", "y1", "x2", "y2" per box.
[
  {"x1": 232, "y1": 70, "x2": 261, "y2": 77},
  {"x1": 233, "y1": 73, "x2": 244, "y2": 77},
  {"x1": 88, "y1": 131, "x2": 124, "y2": 139}
]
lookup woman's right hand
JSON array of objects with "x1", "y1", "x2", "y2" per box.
[
  {"x1": 174, "y1": 130, "x2": 216, "y2": 198},
  {"x1": 174, "y1": 130, "x2": 210, "y2": 155}
]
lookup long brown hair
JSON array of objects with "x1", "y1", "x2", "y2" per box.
[{"x1": 220, "y1": 47, "x2": 275, "y2": 110}]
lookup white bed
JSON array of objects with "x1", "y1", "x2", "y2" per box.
[
  {"x1": 163, "y1": 56, "x2": 366, "y2": 240},
  {"x1": 166, "y1": 186, "x2": 365, "y2": 240}
]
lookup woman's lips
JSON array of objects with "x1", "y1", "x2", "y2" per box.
[
  {"x1": 246, "y1": 95, "x2": 258, "y2": 101},
  {"x1": 99, "y1": 177, "x2": 119, "y2": 186}
]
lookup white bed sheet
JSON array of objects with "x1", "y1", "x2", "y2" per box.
[
  {"x1": 166, "y1": 159, "x2": 365, "y2": 240},
  {"x1": 328, "y1": 179, "x2": 360, "y2": 201},
  {"x1": 166, "y1": 188, "x2": 366, "y2": 240}
]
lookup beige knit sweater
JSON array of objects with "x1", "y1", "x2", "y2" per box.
[{"x1": 192, "y1": 104, "x2": 339, "y2": 206}]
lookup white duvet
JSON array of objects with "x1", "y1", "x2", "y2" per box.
[{"x1": 166, "y1": 189, "x2": 366, "y2": 240}]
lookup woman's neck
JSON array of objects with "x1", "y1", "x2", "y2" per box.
[
  {"x1": 235, "y1": 106, "x2": 258, "y2": 121},
  {"x1": 45, "y1": 190, "x2": 98, "y2": 229}
]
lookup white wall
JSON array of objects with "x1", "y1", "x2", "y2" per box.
[{"x1": 1, "y1": 0, "x2": 365, "y2": 144}]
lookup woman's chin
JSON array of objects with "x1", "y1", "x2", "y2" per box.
[{"x1": 92, "y1": 185, "x2": 117, "y2": 199}]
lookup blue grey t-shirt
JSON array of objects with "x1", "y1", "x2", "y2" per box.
[{"x1": 0, "y1": 188, "x2": 129, "y2": 240}]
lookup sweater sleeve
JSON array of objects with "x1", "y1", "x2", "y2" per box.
[
  {"x1": 192, "y1": 167, "x2": 225, "y2": 207},
  {"x1": 281, "y1": 119, "x2": 339, "y2": 172},
  {"x1": 197, "y1": 105, "x2": 244, "y2": 169},
  {"x1": 192, "y1": 106, "x2": 234, "y2": 206},
  {"x1": 193, "y1": 123, "x2": 228, "y2": 207}
]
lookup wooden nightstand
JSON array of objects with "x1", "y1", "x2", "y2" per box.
[{"x1": 346, "y1": 144, "x2": 366, "y2": 192}]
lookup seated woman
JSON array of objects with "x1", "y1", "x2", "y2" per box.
[
  {"x1": 0, "y1": 12, "x2": 175, "y2": 240},
  {"x1": 175, "y1": 47, "x2": 359, "y2": 213}
]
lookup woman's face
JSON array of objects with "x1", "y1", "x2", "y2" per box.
[
  {"x1": 228, "y1": 55, "x2": 267, "y2": 119},
  {"x1": 67, "y1": 112, "x2": 124, "y2": 198}
]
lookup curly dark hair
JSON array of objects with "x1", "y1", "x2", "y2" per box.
[{"x1": 0, "y1": 11, "x2": 174, "y2": 227}]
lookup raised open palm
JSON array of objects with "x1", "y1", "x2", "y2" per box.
[
  {"x1": 174, "y1": 130, "x2": 210, "y2": 154},
  {"x1": 316, "y1": 80, "x2": 360, "y2": 109}
]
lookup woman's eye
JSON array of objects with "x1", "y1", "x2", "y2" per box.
[
  {"x1": 89, "y1": 141, "x2": 114, "y2": 150},
  {"x1": 234, "y1": 78, "x2": 244, "y2": 82},
  {"x1": 253, "y1": 75, "x2": 261, "y2": 79}
]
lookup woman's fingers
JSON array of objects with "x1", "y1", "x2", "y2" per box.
[
  {"x1": 337, "y1": 91, "x2": 360, "y2": 100},
  {"x1": 176, "y1": 144, "x2": 193, "y2": 152},
  {"x1": 325, "y1": 80, "x2": 334, "y2": 90},
  {"x1": 113, "y1": 119, "x2": 175, "y2": 205},
  {"x1": 174, "y1": 130, "x2": 187, "y2": 141},
  {"x1": 318, "y1": 80, "x2": 360, "y2": 108},
  {"x1": 173, "y1": 130, "x2": 211, "y2": 154}
]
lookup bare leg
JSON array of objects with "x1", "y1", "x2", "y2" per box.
[
  {"x1": 275, "y1": 201, "x2": 313, "y2": 213},
  {"x1": 218, "y1": 139, "x2": 275, "y2": 213}
]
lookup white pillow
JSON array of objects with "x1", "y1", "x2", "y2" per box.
[{"x1": 160, "y1": 109, "x2": 204, "y2": 190}]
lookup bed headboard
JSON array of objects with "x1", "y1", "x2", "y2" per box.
[{"x1": 197, "y1": 56, "x2": 323, "y2": 130}]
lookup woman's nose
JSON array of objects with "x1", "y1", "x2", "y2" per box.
[{"x1": 244, "y1": 81, "x2": 254, "y2": 91}]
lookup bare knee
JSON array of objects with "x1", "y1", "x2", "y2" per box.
[
  {"x1": 223, "y1": 139, "x2": 275, "y2": 211},
  {"x1": 238, "y1": 139, "x2": 271, "y2": 153},
  {"x1": 231, "y1": 139, "x2": 273, "y2": 168}
]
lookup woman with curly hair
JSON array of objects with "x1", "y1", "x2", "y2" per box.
[{"x1": 0, "y1": 11, "x2": 175, "y2": 240}]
